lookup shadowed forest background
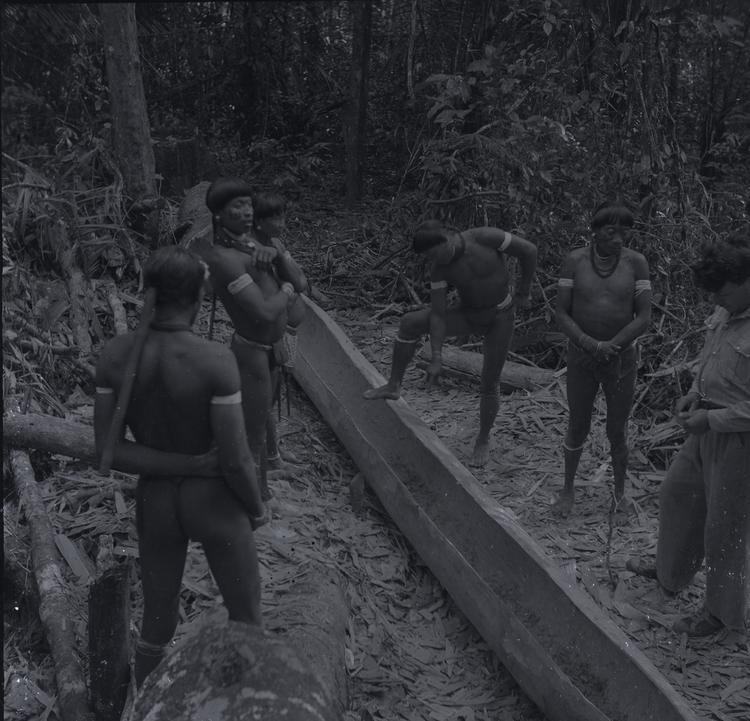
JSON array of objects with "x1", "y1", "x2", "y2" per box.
[{"x1": 2, "y1": 2, "x2": 749, "y2": 720}]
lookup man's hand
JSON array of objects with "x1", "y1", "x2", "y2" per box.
[
  {"x1": 195, "y1": 447, "x2": 222, "y2": 476},
  {"x1": 675, "y1": 392, "x2": 699, "y2": 415},
  {"x1": 595, "y1": 340, "x2": 621, "y2": 360},
  {"x1": 514, "y1": 292, "x2": 531, "y2": 310},
  {"x1": 424, "y1": 357, "x2": 443, "y2": 389},
  {"x1": 677, "y1": 408, "x2": 710, "y2": 435},
  {"x1": 249, "y1": 504, "x2": 270, "y2": 530},
  {"x1": 253, "y1": 245, "x2": 278, "y2": 269}
]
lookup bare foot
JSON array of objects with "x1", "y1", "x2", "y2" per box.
[
  {"x1": 469, "y1": 440, "x2": 490, "y2": 467},
  {"x1": 551, "y1": 490, "x2": 574, "y2": 517},
  {"x1": 363, "y1": 383, "x2": 400, "y2": 400},
  {"x1": 611, "y1": 494, "x2": 635, "y2": 525},
  {"x1": 280, "y1": 448, "x2": 302, "y2": 465}
]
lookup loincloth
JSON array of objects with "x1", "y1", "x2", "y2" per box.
[
  {"x1": 460, "y1": 292, "x2": 514, "y2": 330},
  {"x1": 567, "y1": 341, "x2": 637, "y2": 381}
]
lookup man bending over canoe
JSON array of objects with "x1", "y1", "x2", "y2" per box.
[
  {"x1": 554, "y1": 200, "x2": 652, "y2": 517},
  {"x1": 94, "y1": 247, "x2": 267, "y2": 686},
  {"x1": 364, "y1": 220, "x2": 537, "y2": 467}
]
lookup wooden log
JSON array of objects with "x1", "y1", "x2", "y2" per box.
[
  {"x1": 129, "y1": 565, "x2": 348, "y2": 721},
  {"x1": 102, "y1": 279, "x2": 129, "y2": 335},
  {"x1": 4, "y1": 412, "x2": 97, "y2": 462},
  {"x1": 265, "y1": 564, "x2": 348, "y2": 717},
  {"x1": 88, "y1": 535, "x2": 132, "y2": 721},
  {"x1": 9, "y1": 444, "x2": 94, "y2": 721},
  {"x1": 131, "y1": 564, "x2": 347, "y2": 721},
  {"x1": 416, "y1": 344, "x2": 555, "y2": 392},
  {"x1": 52, "y1": 220, "x2": 93, "y2": 357}
]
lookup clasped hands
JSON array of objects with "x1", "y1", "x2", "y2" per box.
[{"x1": 674, "y1": 392, "x2": 710, "y2": 435}]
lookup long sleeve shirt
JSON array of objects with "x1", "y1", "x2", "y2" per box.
[{"x1": 689, "y1": 306, "x2": 750, "y2": 432}]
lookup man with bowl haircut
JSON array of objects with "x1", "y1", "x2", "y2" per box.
[
  {"x1": 194, "y1": 178, "x2": 305, "y2": 501},
  {"x1": 553, "y1": 200, "x2": 652, "y2": 518},
  {"x1": 363, "y1": 220, "x2": 537, "y2": 467}
]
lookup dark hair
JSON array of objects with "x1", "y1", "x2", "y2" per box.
[
  {"x1": 691, "y1": 230, "x2": 750, "y2": 292},
  {"x1": 591, "y1": 201, "x2": 634, "y2": 230},
  {"x1": 412, "y1": 220, "x2": 450, "y2": 253},
  {"x1": 252, "y1": 192, "x2": 287, "y2": 221},
  {"x1": 205, "y1": 178, "x2": 254, "y2": 214},
  {"x1": 143, "y1": 247, "x2": 206, "y2": 308}
]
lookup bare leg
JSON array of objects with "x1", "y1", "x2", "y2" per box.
[
  {"x1": 469, "y1": 308, "x2": 514, "y2": 467},
  {"x1": 364, "y1": 309, "x2": 430, "y2": 400},
  {"x1": 231, "y1": 339, "x2": 274, "y2": 500},
  {"x1": 135, "y1": 480, "x2": 188, "y2": 687},
  {"x1": 602, "y1": 351, "x2": 636, "y2": 512},
  {"x1": 553, "y1": 347, "x2": 598, "y2": 516}
]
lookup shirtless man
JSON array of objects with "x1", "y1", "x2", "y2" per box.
[
  {"x1": 364, "y1": 220, "x2": 537, "y2": 467},
  {"x1": 94, "y1": 247, "x2": 266, "y2": 686},
  {"x1": 251, "y1": 192, "x2": 308, "y2": 469},
  {"x1": 554, "y1": 201, "x2": 652, "y2": 517},
  {"x1": 194, "y1": 179, "x2": 306, "y2": 500}
]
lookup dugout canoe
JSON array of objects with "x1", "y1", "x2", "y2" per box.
[{"x1": 293, "y1": 296, "x2": 697, "y2": 721}]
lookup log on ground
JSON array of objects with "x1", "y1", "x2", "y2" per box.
[
  {"x1": 9, "y1": 446, "x2": 94, "y2": 721},
  {"x1": 4, "y1": 412, "x2": 96, "y2": 462},
  {"x1": 131, "y1": 564, "x2": 347, "y2": 721},
  {"x1": 417, "y1": 345, "x2": 555, "y2": 392}
]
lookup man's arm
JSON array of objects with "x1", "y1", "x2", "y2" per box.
[
  {"x1": 471, "y1": 228, "x2": 537, "y2": 305},
  {"x1": 208, "y1": 351, "x2": 266, "y2": 522},
  {"x1": 211, "y1": 252, "x2": 293, "y2": 323},
  {"x1": 555, "y1": 254, "x2": 587, "y2": 345},
  {"x1": 427, "y1": 266, "x2": 448, "y2": 384},
  {"x1": 94, "y1": 345, "x2": 220, "y2": 476},
  {"x1": 608, "y1": 253, "x2": 652, "y2": 348},
  {"x1": 271, "y1": 238, "x2": 309, "y2": 294}
]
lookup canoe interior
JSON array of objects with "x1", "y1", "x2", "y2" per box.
[{"x1": 293, "y1": 298, "x2": 697, "y2": 721}]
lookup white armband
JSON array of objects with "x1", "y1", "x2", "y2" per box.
[
  {"x1": 558, "y1": 278, "x2": 574, "y2": 289},
  {"x1": 96, "y1": 386, "x2": 114, "y2": 394},
  {"x1": 430, "y1": 280, "x2": 448, "y2": 290},
  {"x1": 210, "y1": 391, "x2": 242, "y2": 405},
  {"x1": 635, "y1": 280, "x2": 652, "y2": 296},
  {"x1": 227, "y1": 274, "x2": 253, "y2": 295},
  {"x1": 499, "y1": 231, "x2": 512, "y2": 252}
]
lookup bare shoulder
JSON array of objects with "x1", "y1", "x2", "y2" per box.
[
  {"x1": 622, "y1": 248, "x2": 650, "y2": 273},
  {"x1": 186, "y1": 335, "x2": 241, "y2": 392},
  {"x1": 560, "y1": 246, "x2": 587, "y2": 273}
]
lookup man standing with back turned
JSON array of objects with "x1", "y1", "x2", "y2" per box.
[{"x1": 364, "y1": 220, "x2": 537, "y2": 467}]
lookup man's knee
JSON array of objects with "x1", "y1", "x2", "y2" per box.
[
  {"x1": 399, "y1": 312, "x2": 427, "y2": 340},
  {"x1": 566, "y1": 420, "x2": 591, "y2": 446}
]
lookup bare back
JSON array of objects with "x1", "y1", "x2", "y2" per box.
[{"x1": 100, "y1": 330, "x2": 233, "y2": 454}]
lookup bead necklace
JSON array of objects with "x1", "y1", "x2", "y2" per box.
[{"x1": 590, "y1": 243, "x2": 620, "y2": 278}]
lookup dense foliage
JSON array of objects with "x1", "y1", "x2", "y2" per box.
[{"x1": 2, "y1": 0, "x2": 749, "y2": 410}]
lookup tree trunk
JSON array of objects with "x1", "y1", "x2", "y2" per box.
[
  {"x1": 131, "y1": 564, "x2": 347, "y2": 721},
  {"x1": 99, "y1": 3, "x2": 157, "y2": 237},
  {"x1": 343, "y1": 0, "x2": 373, "y2": 207},
  {"x1": 88, "y1": 536, "x2": 132, "y2": 721},
  {"x1": 417, "y1": 345, "x2": 556, "y2": 392},
  {"x1": 4, "y1": 412, "x2": 97, "y2": 462},
  {"x1": 9, "y1": 443, "x2": 94, "y2": 721}
]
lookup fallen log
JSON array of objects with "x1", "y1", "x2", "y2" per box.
[
  {"x1": 131, "y1": 563, "x2": 347, "y2": 721},
  {"x1": 9, "y1": 443, "x2": 94, "y2": 721},
  {"x1": 416, "y1": 344, "x2": 555, "y2": 392},
  {"x1": 88, "y1": 535, "x2": 132, "y2": 721},
  {"x1": 4, "y1": 412, "x2": 96, "y2": 462}
]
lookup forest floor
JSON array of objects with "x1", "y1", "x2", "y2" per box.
[{"x1": 4, "y1": 179, "x2": 748, "y2": 721}]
